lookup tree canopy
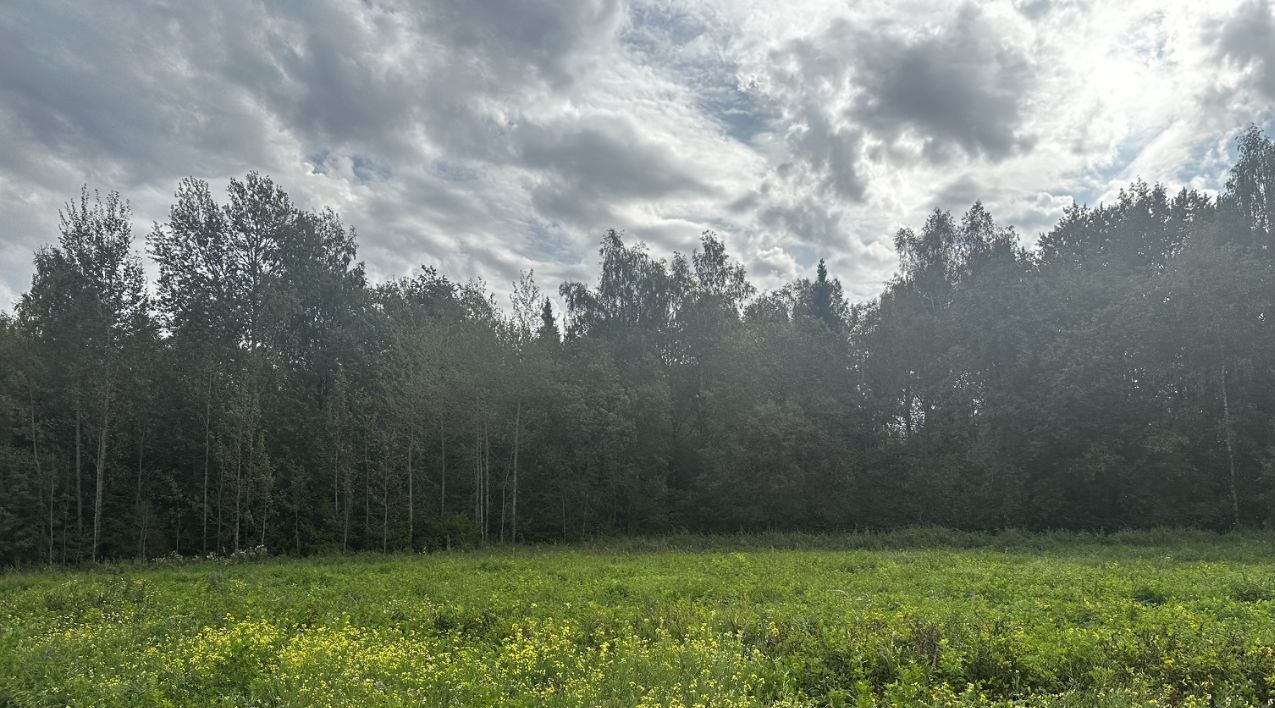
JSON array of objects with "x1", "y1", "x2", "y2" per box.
[{"x1": 3, "y1": 129, "x2": 1275, "y2": 565}]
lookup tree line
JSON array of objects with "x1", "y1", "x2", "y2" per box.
[{"x1": 2, "y1": 127, "x2": 1274, "y2": 565}]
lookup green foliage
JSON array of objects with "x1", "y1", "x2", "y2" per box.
[
  {"x1": 2, "y1": 533, "x2": 1275, "y2": 705},
  {"x1": 4, "y1": 129, "x2": 1275, "y2": 566}
]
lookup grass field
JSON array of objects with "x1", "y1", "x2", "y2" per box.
[{"x1": 2, "y1": 530, "x2": 1275, "y2": 706}]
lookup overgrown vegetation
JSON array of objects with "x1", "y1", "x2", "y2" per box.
[
  {"x1": 2, "y1": 532, "x2": 1274, "y2": 706},
  {"x1": 3, "y1": 127, "x2": 1275, "y2": 565}
]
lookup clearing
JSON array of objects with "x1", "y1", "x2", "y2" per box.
[{"x1": 2, "y1": 531, "x2": 1274, "y2": 706}]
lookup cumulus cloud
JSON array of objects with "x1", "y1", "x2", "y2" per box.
[
  {"x1": 1208, "y1": 0, "x2": 1275, "y2": 101},
  {"x1": 845, "y1": 4, "x2": 1037, "y2": 162},
  {"x1": 0, "y1": 0, "x2": 1268, "y2": 310},
  {"x1": 518, "y1": 115, "x2": 713, "y2": 229}
]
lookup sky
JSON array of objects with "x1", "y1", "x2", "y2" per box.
[{"x1": 1, "y1": 0, "x2": 1273, "y2": 311}]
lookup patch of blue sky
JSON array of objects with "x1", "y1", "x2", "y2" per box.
[
  {"x1": 351, "y1": 155, "x2": 391, "y2": 182},
  {"x1": 306, "y1": 149, "x2": 332, "y2": 175},
  {"x1": 306, "y1": 150, "x2": 392, "y2": 183},
  {"x1": 622, "y1": 2, "x2": 776, "y2": 145},
  {"x1": 429, "y1": 160, "x2": 479, "y2": 184},
  {"x1": 524, "y1": 219, "x2": 580, "y2": 264}
]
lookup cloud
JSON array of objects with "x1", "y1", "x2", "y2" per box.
[
  {"x1": 935, "y1": 176, "x2": 985, "y2": 213},
  {"x1": 1208, "y1": 0, "x2": 1275, "y2": 101},
  {"x1": 519, "y1": 116, "x2": 713, "y2": 226},
  {"x1": 767, "y1": 2, "x2": 1036, "y2": 175},
  {"x1": 0, "y1": 0, "x2": 1267, "y2": 313},
  {"x1": 844, "y1": 4, "x2": 1037, "y2": 162}
]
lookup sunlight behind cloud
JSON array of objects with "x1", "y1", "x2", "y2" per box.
[{"x1": 0, "y1": 0, "x2": 1270, "y2": 309}]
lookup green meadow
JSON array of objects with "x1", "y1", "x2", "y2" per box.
[{"x1": 2, "y1": 531, "x2": 1275, "y2": 707}]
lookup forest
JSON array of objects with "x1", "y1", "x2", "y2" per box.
[{"x1": 1, "y1": 127, "x2": 1273, "y2": 567}]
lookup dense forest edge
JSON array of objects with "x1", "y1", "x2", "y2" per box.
[{"x1": 2, "y1": 126, "x2": 1274, "y2": 566}]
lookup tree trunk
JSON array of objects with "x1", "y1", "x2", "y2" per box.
[
  {"x1": 1221, "y1": 364, "x2": 1241, "y2": 528},
  {"x1": 474, "y1": 423, "x2": 482, "y2": 541},
  {"x1": 48, "y1": 462, "x2": 56, "y2": 567},
  {"x1": 233, "y1": 436, "x2": 242, "y2": 552},
  {"x1": 364, "y1": 436, "x2": 371, "y2": 539},
  {"x1": 407, "y1": 434, "x2": 414, "y2": 550},
  {"x1": 61, "y1": 478, "x2": 69, "y2": 564},
  {"x1": 382, "y1": 437, "x2": 389, "y2": 553},
  {"x1": 216, "y1": 453, "x2": 224, "y2": 554},
  {"x1": 342, "y1": 465, "x2": 351, "y2": 554},
  {"x1": 484, "y1": 420, "x2": 491, "y2": 544},
  {"x1": 511, "y1": 400, "x2": 520, "y2": 543},
  {"x1": 91, "y1": 398, "x2": 111, "y2": 563},
  {"x1": 139, "y1": 503, "x2": 148, "y2": 561},
  {"x1": 136, "y1": 425, "x2": 145, "y2": 561},
  {"x1": 903, "y1": 386, "x2": 913, "y2": 440},
  {"x1": 439, "y1": 420, "x2": 446, "y2": 517},
  {"x1": 259, "y1": 461, "x2": 269, "y2": 548},
  {"x1": 75, "y1": 399, "x2": 82, "y2": 561},
  {"x1": 202, "y1": 371, "x2": 211, "y2": 554},
  {"x1": 257, "y1": 428, "x2": 269, "y2": 548},
  {"x1": 29, "y1": 388, "x2": 52, "y2": 567},
  {"x1": 341, "y1": 428, "x2": 352, "y2": 553}
]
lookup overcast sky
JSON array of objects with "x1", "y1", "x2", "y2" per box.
[{"x1": 1, "y1": 0, "x2": 1273, "y2": 311}]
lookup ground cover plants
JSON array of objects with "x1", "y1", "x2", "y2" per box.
[{"x1": 2, "y1": 530, "x2": 1274, "y2": 706}]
